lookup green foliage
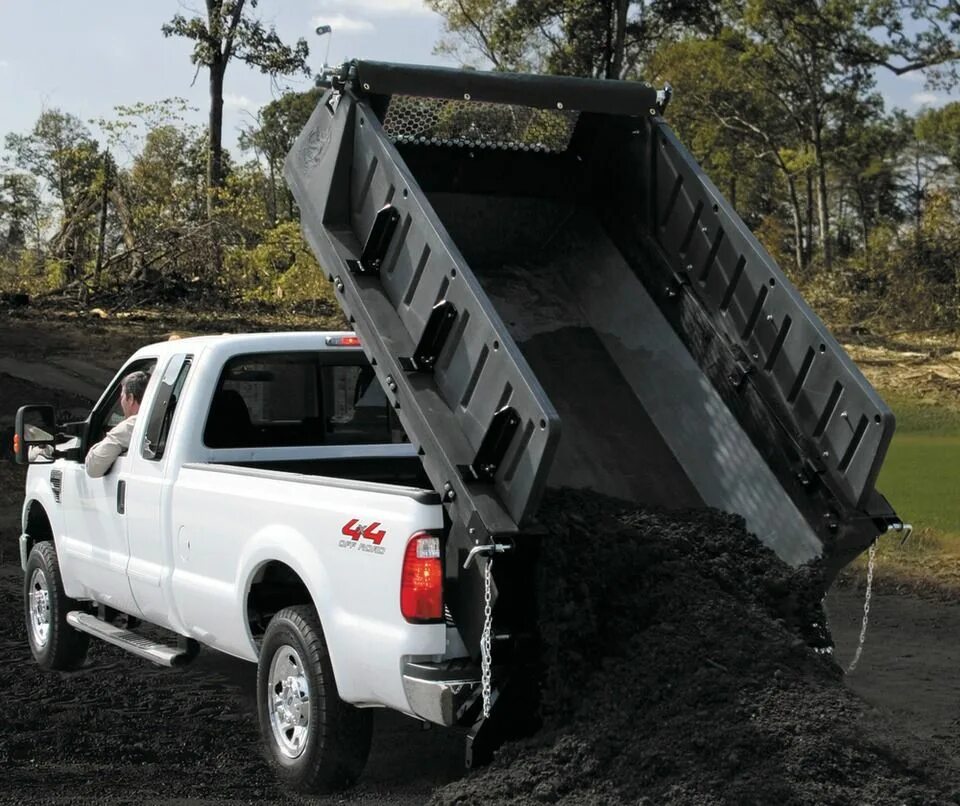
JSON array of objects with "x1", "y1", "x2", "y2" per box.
[
  {"x1": 239, "y1": 88, "x2": 321, "y2": 223},
  {"x1": 222, "y1": 221, "x2": 334, "y2": 304},
  {"x1": 915, "y1": 101, "x2": 960, "y2": 175},
  {"x1": 162, "y1": 1, "x2": 309, "y2": 79},
  {"x1": 4, "y1": 110, "x2": 100, "y2": 212},
  {"x1": 427, "y1": 0, "x2": 698, "y2": 77}
]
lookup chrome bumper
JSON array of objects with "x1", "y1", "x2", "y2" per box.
[{"x1": 402, "y1": 660, "x2": 481, "y2": 727}]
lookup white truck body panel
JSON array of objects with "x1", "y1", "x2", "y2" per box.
[{"x1": 21, "y1": 332, "x2": 458, "y2": 722}]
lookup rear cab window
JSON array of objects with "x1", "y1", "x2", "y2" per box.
[{"x1": 203, "y1": 352, "x2": 407, "y2": 449}]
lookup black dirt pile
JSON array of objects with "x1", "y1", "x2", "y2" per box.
[{"x1": 434, "y1": 489, "x2": 960, "y2": 806}]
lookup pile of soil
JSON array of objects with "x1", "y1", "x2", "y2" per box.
[{"x1": 435, "y1": 489, "x2": 960, "y2": 806}]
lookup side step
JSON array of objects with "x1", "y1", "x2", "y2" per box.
[{"x1": 67, "y1": 611, "x2": 198, "y2": 667}]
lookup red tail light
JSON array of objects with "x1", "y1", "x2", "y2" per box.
[
  {"x1": 401, "y1": 533, "x2": 443, "y2": 623},
  {"x1": 325, "y1": 335, "x2": 362, "y2": 347}
]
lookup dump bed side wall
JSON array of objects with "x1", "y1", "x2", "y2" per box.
[
  {"x1": 286, "y1": 91, "x2": 561, "y2": 538},
  {"x1": 643, "y1": 120, "x2": 895, "y2": 511}
]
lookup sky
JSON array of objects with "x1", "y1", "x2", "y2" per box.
[{"x1": 0, "y1": 0, "x2": 956, "y2": 163}]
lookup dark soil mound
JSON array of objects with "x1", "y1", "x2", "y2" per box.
[{"x1": 434, "y1": 489, "x2": 960, "y2": 806}]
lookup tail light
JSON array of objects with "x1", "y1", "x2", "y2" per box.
[
  {"x1": 401, "y1": 532, "x2": 443, "y2": 623},
  {"x1": 325, "y1": 335, "x2": 362, "y2": 347}
]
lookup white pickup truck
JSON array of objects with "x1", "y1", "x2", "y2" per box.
[{"x1": 15, "y1": 331, "x2": 481, "y2": 792}]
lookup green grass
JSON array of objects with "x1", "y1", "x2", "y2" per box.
[
  {"x1": 883, "y1": 392, "x2": 960, "y2": 437},
  {"x1": 876, "y1": 393, "x2": 960, "y2": 550}
]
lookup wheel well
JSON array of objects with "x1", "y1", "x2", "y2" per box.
[
  {"x1": 247, "y1": 561, "x2": 314, "y2": 641},
  {"x1": 24, "y1": 501, "x2": 53, "y2": 553}
]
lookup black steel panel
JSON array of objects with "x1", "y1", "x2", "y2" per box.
[
  {"x1": 650, "y1": 122, "x2": 894, "y2": 510},
  {"x1": 287, "y1": 90, "x2": 561, "y2": 539}
]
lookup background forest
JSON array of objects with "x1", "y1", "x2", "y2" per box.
[{"x1": 2, "y1": 0, "x2": 960, "y2": 334}]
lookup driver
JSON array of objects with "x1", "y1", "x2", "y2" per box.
[{"x1": 85, "y1": 371, "x2": 149, "y2": 478}]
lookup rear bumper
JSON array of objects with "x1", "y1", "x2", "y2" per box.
[{"x1": 401, "y1": 660, "x2": 481, "y2": 726}]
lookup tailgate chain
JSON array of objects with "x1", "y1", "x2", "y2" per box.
[
  {"x1": 846, "y1": 541, "x2": 877, "y2": 674},
  {"x1": 481, "y1": 556, "x2": 493, "y2": 718},
  {"x1": 463, "y1": 542, "x2": 512, "y2": 719}
]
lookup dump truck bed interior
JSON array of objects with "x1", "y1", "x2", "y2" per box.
[{"x1": 285, "y1": 61, "x2": 901, "y2": 594}]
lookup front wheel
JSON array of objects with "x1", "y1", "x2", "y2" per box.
[
  {"x1": 256, "y1": 605, "x2": 372, "y2": 793},
  {"x1": 24, "y1": 541, "x2": 89, "y2": 670}
]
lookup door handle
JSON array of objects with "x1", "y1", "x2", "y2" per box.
[{"x1": 117, "y1": 480, "x2": 126, "y2": 514}]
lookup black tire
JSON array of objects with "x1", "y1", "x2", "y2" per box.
[
  {"x1": 23, "y1": 541, "x2": 90, "y2": 670},
  {"x1": 257, "y1": 605, "x2": 372, "y2": 793}
]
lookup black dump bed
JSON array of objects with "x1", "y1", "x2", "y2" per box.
[{"x1": 285, "y1": 61, "x2": 901, "y2": 613}]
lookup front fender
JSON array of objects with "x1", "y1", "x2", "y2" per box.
[{"x1": 21, "y1": 467, "x2": 66, "y2": 578}]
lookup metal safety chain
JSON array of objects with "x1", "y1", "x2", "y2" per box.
[
  {"x1": 481, "y1": 556, "x2": 494, "y2": 719},
  {"x1": 463, "y1": 541, "x2": 512, "y2": 720},
  {"x1": 847, "y1": 542, "x2": 877, "y2": 674}
]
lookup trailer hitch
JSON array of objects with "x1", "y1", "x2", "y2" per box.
[
  {"x1": 885, "y1": 520, "x2": 914, "y2": 547},
  {"x1": 462, "y1": 540, "x2": 513, "y2": 570}
]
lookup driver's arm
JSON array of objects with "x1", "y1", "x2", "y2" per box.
[{"x1": 85, "y1": 417, "x2": 136, "y2": 478}]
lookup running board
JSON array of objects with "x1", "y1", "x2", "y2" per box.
[{"x1": 66, "y1": 611, "x2": 196, "y2": 667}]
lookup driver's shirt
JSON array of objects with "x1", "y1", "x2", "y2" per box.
[{"x1": 85, "y1": 415, "x2": 137, "y2": 478}]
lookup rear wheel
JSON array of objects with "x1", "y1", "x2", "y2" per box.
[
  {"x1": 24, "y1": 541, "x2": 89, "y2": 670},
  {"x1": 257, "y1": 605, "x2": 372, "y2": 792}
]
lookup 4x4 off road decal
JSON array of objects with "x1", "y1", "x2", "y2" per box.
[{"x1": 339, "y1": 519, "x2": 387, "y2": 555}]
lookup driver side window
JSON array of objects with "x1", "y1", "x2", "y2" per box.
[{"x1": 88, "y1": 358, "x2": 157, "y2": 449}]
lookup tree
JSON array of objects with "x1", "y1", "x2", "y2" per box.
[
  {"x1": 162, "y1": 0, "x2": 310, "y2": 230},
  {"x1": 915, "y1": 101, "x2": 960, "y2": 177},
  {"x1": 0, "y1": 173, "x2": 41, "y2": 253},
  {"x1": 5, "y1": 110, "x2": 99, "y2": 218},
  {"x1": 239, "y1": 88, "x2": 321, "y2": 223},
  {"x1": 648, "y1": 35, "x2": 808, "y2": 269},
  {"x1": 428, "y1": 0, "x2": 709, "y2": 77},
  {"x1": 5, "y1": 110, "x2": 101, "y2": 283}
]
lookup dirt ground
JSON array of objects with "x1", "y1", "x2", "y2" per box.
[{"x1": 2, "y1": 306, "x2": 960, "y2": 804}]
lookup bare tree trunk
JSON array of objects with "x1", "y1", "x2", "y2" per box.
[
  {"x1": 268, "y1": 157, "x2": 278, "y2": 226},
  {"x1": 94, "y1": 156, "x2": 110, "y2": 289},
  {"x1": 110, "y1": 186, "x2": 143, "y2": 282},
  {"x1": 786, "y1": 173, "x2": 804, "y2": 275},
  {"x1": 857, "y1": 187, "x2": 870, "y2": 271},
  {"x1": 207, "y1": 58, "x2": 226, "y2": 275},
  {"x1": 805, "y1": 169, "x2": 814, "y2": 269},
  {"x1": 812, "y1": 117, "x2": 831, "y2": 271},
  {"x1": 612, "y1": 0, "x2": 628, "y2": 79},
  {"x1": 208, "y1": 59, "x2": 226, "y2": 220},
  {"x1": 602, "y1": 1, "x2": 615, "y2": 78}
]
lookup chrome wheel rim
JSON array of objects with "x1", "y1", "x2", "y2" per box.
[
  {"x1": 28, "y1": 568, "x2": 51, "y2": 650},
  {"x1": 267, "y1": 644, "x2": 311, "y2": 759}
]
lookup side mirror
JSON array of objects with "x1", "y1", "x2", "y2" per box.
[{"x1": 14, "y1": 405, "x2": 57, "y2": 465}]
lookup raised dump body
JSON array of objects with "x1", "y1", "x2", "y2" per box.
[{"x1": 286, "y1": 62, "x2": 901, "y2": 620}]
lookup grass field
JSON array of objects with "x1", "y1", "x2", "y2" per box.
[
  {"x1": 879, "y1": 393, "x2": 960, "y2": 540},
  {"x1": 868, "y1": 393, "x2": 960, "y2": 580}
]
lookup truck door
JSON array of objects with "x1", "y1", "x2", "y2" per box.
[
  {"x1": 60, "y1": 358, "x2": 157, "y2": 616},
  {"x1": 123, "y1": 353, "x2": 193, "y2": 628}
]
